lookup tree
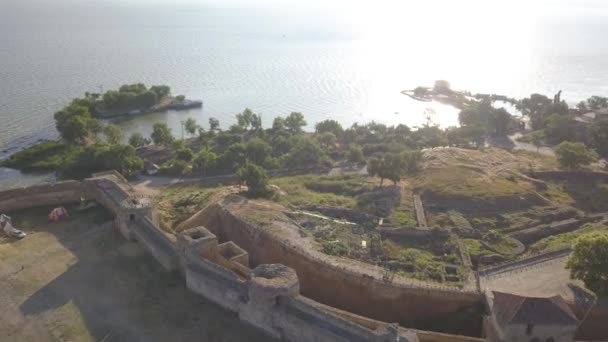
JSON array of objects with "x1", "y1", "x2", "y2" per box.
[
  {"x1": 587, "y1": 96, "x2": 608, "y2": 110},
  {"x1": 193, "y1": 147, "x2": 218, "y2": 175},
  {"x1": 415, "y1": 124, "x2": 447, "y2": 148},
  {"x1": 103, "y1": 124, "x2": 123, "y2": 145},
  {"x1": 54, "y1": 103, "x2": 93, "y2": 144},
  {"x1": 184, "y1": 118, "x2": 199, "y2": 135},
  {"x1": 315, "y1": 119, "x2": 343, "y2": 138},
  {"x1": 236, "y1": 163, "x2": 270, "y2": 197},
  {"x1": 317, "y1": 132, "x2": 337, "y2": 149},
  {"x1": 150, "y1": 85, "x2": 171, "y2": 99},
  {"x1": 235, "y1": 108, "x2": 261, "y2": 131},
  {"x1": 284, "y1": 138, "x2": 328, "y2": 169},
  {"x1": 88, "y1": 119, "x2": 104, "y2": 140},
  {"x1": 589, "y1": 119, "x2": 608, "y2": 157},
  {"x1": 128, "y1": 132, "x2": 147, "y2": 148},
  {"x1": 487, "y1": 107, "x2": 513, "y2": 136},
  {"x1": 460, "y1": 125, "x2": 485, "y2": 149},
  {"x1": 209, "y1": 117, "x2": 220, "y2": 132},
  {"x1": 566, "y1": 232, "x2": 608, "y2": 296},
  {"x1": 544, "y1": 114, "x2": 577, "y2": 144},
  {"x1": 61, "y1": 115, "x2": 90, "y2": 144},
  {"x1": 367, "y1": 151, "x2": 420, "y2": 186},
  {"x1": 151, "y1": 123, "x2": 174, "y2": 146},
  {"x1": 555, "y1": 141, "x2": 597, "y2": 169},
  {"x1": 220, "y1": 143, "x2": 247, "y2": 171},
  {"x1": 517, "y1": 93, "x2": 568, "y2": 130},
  {"x1": 175, "y1": 147, "x2": 194, "y2": 162},
  {"x1": 245, "y1": 138, "x2": 272, "y2": 165},
  {"x1": 272, "y1": 117, "x2": 286, "y2": 132},
  {"x1": 285, "y1": 112, "x2": 307, "y2": 133},
  {"x1": 367, "y1": 153, "x2": 401, "y2": 186},
  {"x1": 64, "y1": 143, "x2": 143, "y2": 178},
  {"x1": 346, "y1": 145, "x2": 364, "y2": 164},
  {"x1": 135, "y1": 91, "x2": 157, "y2": 108}
]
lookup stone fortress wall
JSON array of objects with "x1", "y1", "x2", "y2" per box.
[{"x1": 0, "y1": 172, "x2": 488, "y2": 342}]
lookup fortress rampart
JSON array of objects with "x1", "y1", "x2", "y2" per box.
[{"x1": 0, "y1": 172, "x2": 491, "y2": 342}]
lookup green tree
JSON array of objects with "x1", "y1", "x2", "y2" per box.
[
  {"x1": 544, "y1": 114, "x2": 577, "y2": 144},
  {"x1": 103, "y1": 124, "x2": 123, "y2": 145},
  {"x1": 346, "y1": 145, "x2": 364, "y2": 164},
  {"x1": 590, "y1": 119, "x2": 608, "y2": 157},
  {"x1": 128, "y1": 132, "x2": 147, "y2": 148},
  {"x1": 517, "y1": 93, "x2": 568, "y2": 130},
  {"x1": 555, "y1": 141, "x2": 597, "y2": 169},
  {"x1": 209, "y1": 117, "x2": 220, "y2": 132},
  {"x1": 150, "y1": 85, "x2": 171, "y2": 99},
  {"x1": 135, "y1": 91, "x2": 157, "y2": 108},
  {"x1": 236, "y1": 163, "x2": 270, "y2": 197},
  {"x1": 184, "y1": 118, "x2": 199, "y2": 135},
  {"x1": 61, "y1": 115, "x2": 90, "y2": 144},
  {"x1": 220, "y1": 143, "x2": 247, "y2": 171},
  {"x1": 88, "y1": 119, "x2": 104, "y2": 141},
  {"x1": 151, "y1": 123, "x2": 174, "y2": 146},
  {"x1": 566, "y1": 232, "x2": 608, "y2": 296},
  {"x1": 193, "y1": 147, "x2": 218, "y2": 175},
  {"x1": 284, "y1": 138, "x2": 328, "y2": 169},
  {"x1": 64, "y1": 144, "x2": 143, "y2": 178},
  {"x1": 272, "y1": 117, "x2": 286, "y2": 132},
  {"x1": 245, "y1": 138, "x2": 272, "y2": 165},
  {"x1": 285, "y1": 112, "x2": 307, "y2": 133},
  {"x1": 54, "y1": 104, "x2": 93, "y2": 144},
  {"x1": 415, "y1": 124, "x2": 447, "y2": 148},
  {"x1": 175, "y1": 147, "x2": 194, "y2": 162},
  {"x1": 317, "y1": 132, "x2": 337, "y2": 149},
  {"x1": 315, "y1": 119, "x2": 343, "y2": 138}
]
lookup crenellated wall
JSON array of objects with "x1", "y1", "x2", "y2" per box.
[
  {"x1": 0, "y1": 173, "x2": 496, "y2": 342},
  {"x1": 189, "y1": 196, "x2": 484, "y2": 337},
  {"x1": 0, "y1": 180, "x2": 85, "y2": 212}
]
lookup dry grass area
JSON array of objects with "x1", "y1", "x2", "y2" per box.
[
  {"x1": 0, "y1": 205, "x2": 273, "y2": 342},
  {"x1": 411, "y1": 147, "x2": 557, "y2": 199}
]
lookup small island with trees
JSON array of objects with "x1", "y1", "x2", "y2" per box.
[{"x1": 83, "y1": 83, "x2": 201, "y2": 119}]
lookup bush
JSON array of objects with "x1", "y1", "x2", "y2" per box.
[
  {"x1": 322, "y1": 241, "x2": 348, "y2": 256},
  {"x1": 555, "y1": 141, "x2": 597, "y2": 169},
  {"x1": 236, "y1": 163, "x2": 270, "y2": 198}
]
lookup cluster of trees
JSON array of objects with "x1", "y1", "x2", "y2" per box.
[
  {"x1": 50, "y1": 94, "x2": 144, "y2": 178},
  {"x1": 517, "y1": 93, "x2": 608, "y2": 168},
  {"x1": 129, "y1": 109, "x2": 477, "y2": 196},
  {"x1": 101, "y1": 84, "x2": 170, "y2": 110}
]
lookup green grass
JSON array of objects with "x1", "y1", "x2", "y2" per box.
[
  {"x1": 540, "y1": 184, "x2": 575, "y2": 206},
  {"x1": 157, "y1": 184, "x2": 221, "y2": 232},
  {"x1": 271, "y1": 174, "x2": 372, "y2": 209},
  {"x1": 526, "y1": 222, "x2": 608, "y2": 255},
  {"x1": 390, "y1": 207, "x2": 418, "y2": 226},
  {"x1": 462, "y1": 239, "x2": 499, "y2": 258},
  {"x1": 1, "y1": 141, "x2": 82, "y2": 171},
  {"x1": 412, "y1": 166, "x2": 532, "y2": 199},
  {"x1": 382, "y1": 240, "x2": 461, "y2": 283}
]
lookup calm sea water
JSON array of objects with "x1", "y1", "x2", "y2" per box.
[{"x1": 1, "y1": 0, "x2": 608, "y2": 187}]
